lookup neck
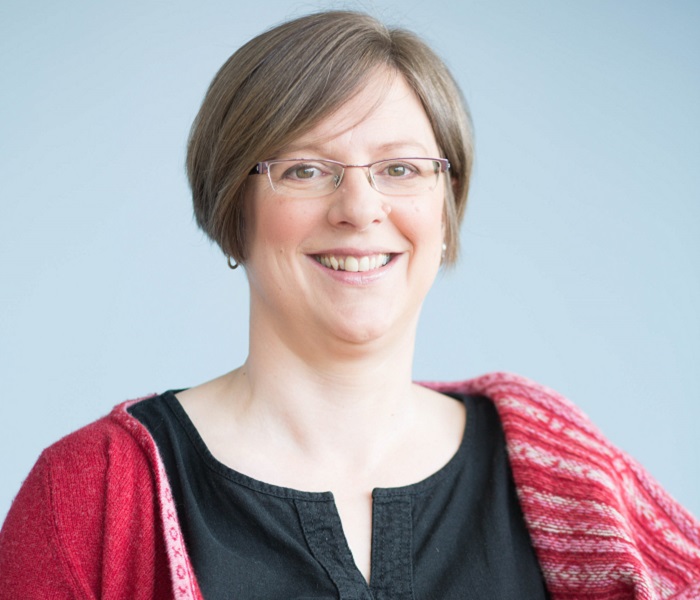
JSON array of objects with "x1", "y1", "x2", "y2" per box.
[{"x1": 229, "y1": 306, "x2": 421, "y2": 464}]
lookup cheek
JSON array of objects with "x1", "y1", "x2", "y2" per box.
[
  {"x1": 394, "y1": 196, "x2": 444, "y2": 249},
  {"x1": 250, "y1": 199, "x2": 317, "y2": 252},
  {"x1": 245, "y1": 201, "x2": 318, "y2": 299}
]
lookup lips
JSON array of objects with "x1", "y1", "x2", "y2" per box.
[{"x1": 314, "y1": 253, "x2": 392, "y2": 272}]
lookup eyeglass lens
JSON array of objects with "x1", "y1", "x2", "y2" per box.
[{"x1": 266, "y1": 159, "x2": 443, "y2": 197}]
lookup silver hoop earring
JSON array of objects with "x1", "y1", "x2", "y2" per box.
[{"x1": 227, "y1": 256, "x2": 239, "y2": 270}]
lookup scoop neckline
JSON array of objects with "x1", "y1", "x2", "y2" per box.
[{"x1": 156, "y1": 389, "x2": 476, "y2": 500}]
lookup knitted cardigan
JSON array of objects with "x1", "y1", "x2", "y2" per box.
[{"x1": 1, "y1": 373, "x2": 699, "y2": 599}]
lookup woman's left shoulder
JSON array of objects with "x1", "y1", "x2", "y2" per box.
[
  {"x1": 422, "y1": 372, "x2": 700, "y2": 597},
  {"x1": 420, "y1": 371, "x2": 604, "y2": 441}
]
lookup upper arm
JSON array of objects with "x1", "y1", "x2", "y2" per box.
[{"x1": 0, "y1": 451, "x2": 86, "y2": 599}]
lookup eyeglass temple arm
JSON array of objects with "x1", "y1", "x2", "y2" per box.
[{"x1": 250, "y1": 163, "x2": 268, "y2": 175}]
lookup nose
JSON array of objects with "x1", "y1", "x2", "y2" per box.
[{"x1": 327, "y1": 167, "x2": 390, "y2": 230}]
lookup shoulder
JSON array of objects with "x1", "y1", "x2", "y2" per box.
[
  {"x1": 21, "y1": 397, "x2": 163, "y2": 538},
  {"x1": 39, "y1": 396, "x2": 160, "y2": 481},
  {"x1": 421, "y1": 371, "x2": 610, "y2": 448},
  {"x1": 0, "y1": 396, "x2": 172, "y2": 599},
  {"x1": 422, "y1": 372, "x2": 694, "y2": 515},
  {"x1": 422, "y1": 373, "x2": 700, "y2": 594}
]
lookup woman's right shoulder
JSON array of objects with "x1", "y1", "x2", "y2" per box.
[
  {"x1": 8, "y1": 396, "x2": 164, "y2": 531},
  {"x1": 39, "y1": 395, "x2": 160, "y2": 474},
  {"x1": 0, "y1": 395, "x2": 172, "y2": 600}
]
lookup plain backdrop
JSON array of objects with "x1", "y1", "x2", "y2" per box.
[{"x1": 1, "y1": 0, "x2": 698, "y2": 522}]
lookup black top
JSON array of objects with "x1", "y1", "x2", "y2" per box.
[{"x1": 129, "y1": 391, "x2": 549, "y2": 599}]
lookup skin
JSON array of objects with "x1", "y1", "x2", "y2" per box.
[{"x1": 178, "y1": 70, "x2": 466, "y2": 583}]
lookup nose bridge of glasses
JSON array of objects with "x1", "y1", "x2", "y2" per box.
[{"x1": 339, "y1": 163, "x2": 378, "y2": 192}]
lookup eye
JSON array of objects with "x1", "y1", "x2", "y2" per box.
[
  {"x1": 387, "y1": 164, "x2": 408, "y2": 177},
  {"x1": 282, "y1": 163, "x2": 324, "y2": 181},
  {"x1": 380, "y1": 162, "x2": 419, "y2": 178}
]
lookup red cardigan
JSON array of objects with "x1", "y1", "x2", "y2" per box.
[{"x1": 1, "y1": 373, "x2": 699, "y2": 599}]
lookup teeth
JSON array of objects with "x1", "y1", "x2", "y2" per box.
[{"x1": 316, "y1": 253, "x2": 391, "y2": 272}]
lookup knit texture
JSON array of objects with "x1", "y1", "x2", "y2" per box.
[
  {"x1": 1, "y1": 373, "x2": 698, "y2": 598},
  {"x1": 424, "y1": 374, "x2": 700, "y2": 599}
]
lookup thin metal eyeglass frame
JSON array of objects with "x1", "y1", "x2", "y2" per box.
[{"x1": 250, "y1": 157, "x2": 450, "y2": 197}]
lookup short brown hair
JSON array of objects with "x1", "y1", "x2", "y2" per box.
[{"x1": 187, "y1": 10, "x2": 473, "y2": 265}]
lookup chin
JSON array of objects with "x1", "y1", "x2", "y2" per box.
[
  {"x1": 324, "y1": 310, "x2": 416, "y2": 348},
  {"x1": 328, "y1": 320, "x2": 388, "y2": 345}
]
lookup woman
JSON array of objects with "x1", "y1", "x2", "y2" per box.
[{"x1": 1, "y1": 10, "x2": 698, "y2": 599}]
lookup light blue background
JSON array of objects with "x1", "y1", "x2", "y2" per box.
[{"x1": 1, "y1": 0, "x2": 698, "y2": 522}]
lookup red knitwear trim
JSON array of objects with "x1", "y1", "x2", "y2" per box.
[{"x1": 115, "y1": 399, "x2": 203, "y2": 600}]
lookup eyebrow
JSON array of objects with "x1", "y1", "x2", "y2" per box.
[
  {"x1": 374, "y1": 141, "x2": 432, "y2": 155},
  {"x1": 275, "y1": 139, "x2": 433, "y2": 158}
]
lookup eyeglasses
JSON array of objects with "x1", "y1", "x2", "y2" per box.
[{"x1": 250, "y1": 157, "x2": 450, "y2": 198}]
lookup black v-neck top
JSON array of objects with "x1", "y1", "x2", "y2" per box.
[{"x1": 129, "y1": 391, "x2": 549, "y2": 599}]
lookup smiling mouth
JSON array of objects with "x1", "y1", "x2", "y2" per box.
[{"x1": 314, "y1": 253, "x2": 392, "y2": 272}]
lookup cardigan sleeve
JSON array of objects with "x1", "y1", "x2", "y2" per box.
[
  {"x1": 0, "y1": 451, "x2": 82, "y2": 599},
  {"x1": 473, "y1": 373, "x2": 700, "y2": 599},
  {"x1": 0, "y1": 416, "x2": 174, "y2": 600},
  {"x1": 422, "y1": 373, "x2": 700, "y2": 598}
]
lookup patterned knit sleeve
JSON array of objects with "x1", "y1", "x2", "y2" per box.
[{"x1": 422, "y1": 372, "x2": 700, "y2": 599}]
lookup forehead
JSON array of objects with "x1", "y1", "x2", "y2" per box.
[{"x1": 279, "y1": 70, "x2": 439, "y2": 158}]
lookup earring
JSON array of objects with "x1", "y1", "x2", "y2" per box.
[
  {"x1": 441, "y1": 242, "x2": 447, "y2": 263},
  {"x1": 227, "y1": 256, "x2": 239, "y2": 270}
]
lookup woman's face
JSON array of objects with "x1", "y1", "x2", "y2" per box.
[{"x1": 244, "y1": 70, "x2": 446, "y2": 352}]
